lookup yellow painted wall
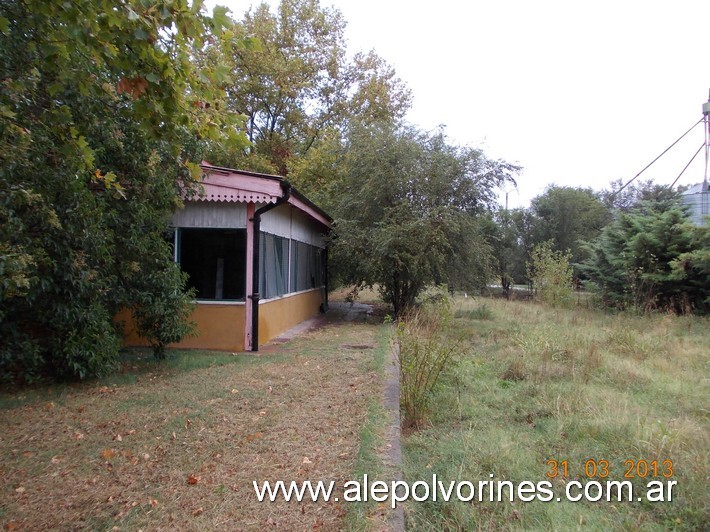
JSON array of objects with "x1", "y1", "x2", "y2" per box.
[
  {"x1": 118, "y1": 289, "x2": 322, "y2": 351},
  {"x1": 257, "y1": 289, "x2": 324, "y2": 346},
  {"x1": 117, "y1": 304, "x2": 246, "y2": 352}
]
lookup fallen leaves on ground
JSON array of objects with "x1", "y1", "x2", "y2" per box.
[{"x1": 0, "y1": 316, "x2": 383, "y2": 530}]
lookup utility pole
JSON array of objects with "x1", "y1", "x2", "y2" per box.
[
  {"x1": 702, "y1": 91, "x2": 710, "y2": 217},
  {"x1": 703, "y1": 90, "x2": 710, "y2": 185}
]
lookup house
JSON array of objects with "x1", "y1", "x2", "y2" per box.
[{"x1": 120, "y1": 163, "x2": 331, "y2": 352}]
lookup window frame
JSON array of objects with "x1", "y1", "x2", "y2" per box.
[{"x1": 176, "y1": 227, "x2": 248, "y2": 303}]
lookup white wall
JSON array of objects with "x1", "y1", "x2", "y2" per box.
[
  {"x1": 171, "y1": 201, "x2": 327, "y2": 246},
  {"x1": 171, "y1": 202, "x2": 247, "y2": 228},
  {"x1": 261, "y1": 204, "x2": 326, "y2": 247}
]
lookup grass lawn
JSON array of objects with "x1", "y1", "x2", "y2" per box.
[
  {"x1": 402, "y1": 296, "x2": 709, "y2": 530},
  {"x1": 0, "y1": 308, "x2": 391, "y2": 530}
]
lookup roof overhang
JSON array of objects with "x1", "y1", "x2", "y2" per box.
[{"x1": 188, "y1": 163, "x2": 332, "y2": 229}]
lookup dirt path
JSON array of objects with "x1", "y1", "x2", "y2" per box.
[{"x1": 0, "y1": 306, "x2": 388, "y2": 530}]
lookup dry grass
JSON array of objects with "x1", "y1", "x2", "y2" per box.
[
  {"x1": 0, "y1": 317, "x2": 387, "y2": 530},
  {"x1": 403, "y1": 296, "x2": 710, "y2": 530},
  {"x1": 329, "y1": 286, "x2": 384, "y2": 306}
]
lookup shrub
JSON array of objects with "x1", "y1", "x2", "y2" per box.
[
  {"x1": 527, "y1": 242, "x2": 574, "y2": 307},
  {"x1": 395, "y1": 296, "x2": 463, "y2": 428},
  {"x1": 0, "y1": 0, "x2": 238, "y2": 381},
  {"x1": 581, "y1": 201, "x2": 710, "y2": 314},
  {"x1": 128, "y1": 263, "x2": 197, "y2": 359}
]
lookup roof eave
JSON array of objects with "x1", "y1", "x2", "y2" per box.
[{"x1": 196, "y1": 163, "x2": 333, "y2": 228}]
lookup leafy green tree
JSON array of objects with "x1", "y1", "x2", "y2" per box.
[
  {"x1": 669, "y1": 225, "x2": 710, "y2": 309},
  {"x1": 206, "y1": 0, "x2": 411, "y2": 174},
  {"x1": 485, "y1": 207, "x2": 535, "y2": 296},
  {"x1": 530, "y1": 186, "x2": 611, "y2": 270},
  {"x1": 510, "y1": 207, "x2": 539, "y2": 285},
  {"x1": 331, "y1": 123, "x2": 517, "y2": 315},
  {"x1": 527, "y1": 242, "x2": 574, "y2": 307},
  {"x1": 0, "y1": 0, "x2": 245, "y2": 381},
  {"x1": 286, "y1": 128, "x2": 346, "y2": 208},
  {"x1": 582, "y1": 197, "x2": 710, "y2": 313}
]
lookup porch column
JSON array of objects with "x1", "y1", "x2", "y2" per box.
[{"x1": 244, "y1": 202, "x2": 255, "y2": 350}]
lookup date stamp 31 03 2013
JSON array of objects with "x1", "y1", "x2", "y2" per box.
[
  {"x1": 544, "y1": 458, "x2": 677, "y2": 502},
  {"x1": 546, "y1": 459, "x2": 674, "y2": 480}
]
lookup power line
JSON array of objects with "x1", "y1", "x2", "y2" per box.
[
  {"x1": 612, "y1": 117, "x2": 704, "y2": 197},
  {"x1": 670, "y1": 142, "x2": 705, "y2": 188}
]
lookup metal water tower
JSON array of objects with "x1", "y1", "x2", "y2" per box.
[{"x1": 682, "y1": 92, "x2": 710, "y2": 225}]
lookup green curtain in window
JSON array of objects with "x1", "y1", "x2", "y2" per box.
[{"x1": 260, "y1": 233, "x2": 288, "y2": 299}]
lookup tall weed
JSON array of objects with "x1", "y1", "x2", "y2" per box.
[{"x1": 395, "y1": 297, "x2": 463, "y2": 428}]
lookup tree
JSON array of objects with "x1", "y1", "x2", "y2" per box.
[
  {"x1": 330, "y1": 123, "x2": 517, "y2": 315},
  {"x1": 0, "y1": 0, "x2": 246, "y2": 381},
  {"x1": 485, "y1": 207, "x2": 535, "y2": 297},
  {"x1": 601, "y1": 178, "x2": 681, "y2": 212},
  {"x1": 205, "y1": 0, "x2": 411, "y2": 174},
  {"x1": 530, "y1": 186, "x2": 611, "y2": 270},
  {"x1": 581, "y1": 196, "x2": 710, "y2": 313},
  {"x1": 669, "y1": 225, "x2": 710, "y2": 311},
  {"x1": 527, "y1": 242, "x2": 574, "y2": 307}
]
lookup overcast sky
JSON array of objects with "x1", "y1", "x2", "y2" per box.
[{"x1": 208, "y1": 0, "x2": 710, "y2": 207}]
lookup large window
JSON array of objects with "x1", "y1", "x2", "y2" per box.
[
  {"x1": 290, "y1": 240, "x2": 324, "y2": 293},
  {"x1": 176, "y1": 228, "x2": 324, "y2": 301},
  {"x1": 178, "y1": 228, "x2": 246, "y2": 300},
  {"x1": 259, "y1": 232, "x2": 289, "y2": 299}
]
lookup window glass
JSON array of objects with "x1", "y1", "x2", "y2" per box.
[
  {"x1": 290, "y1": 240, "x2": 325, "y2": 292},
  {"x1": 259, "y1": 232, "x2": 289, "y2": 299},
  {"x1": 178, "y1": 228, "x2": 246, "y2": 300}
]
